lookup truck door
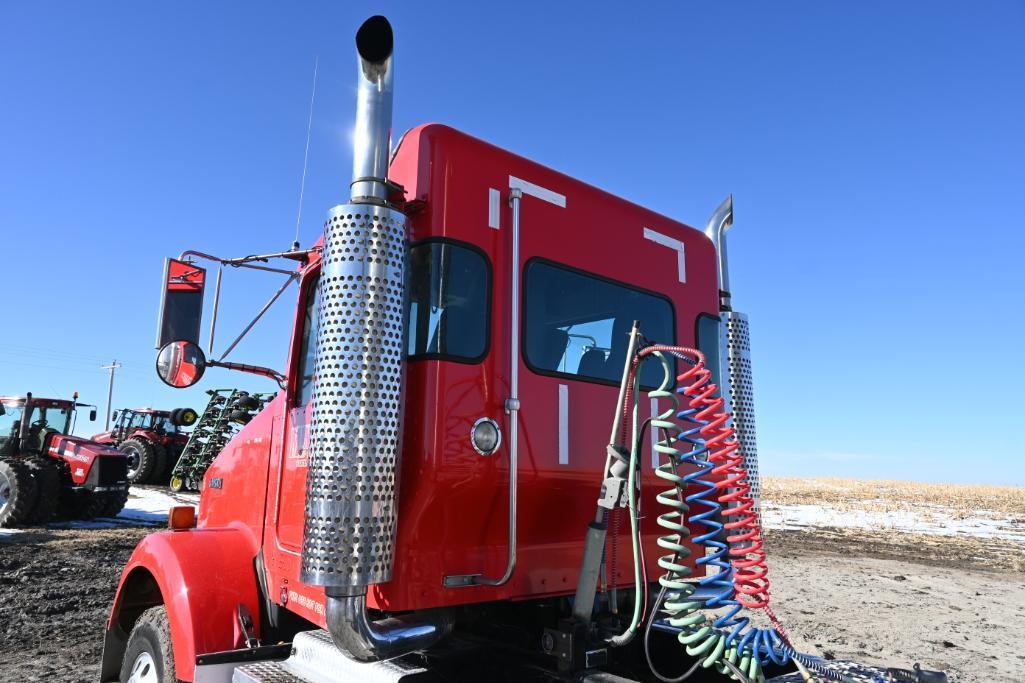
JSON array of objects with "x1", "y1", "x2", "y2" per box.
[{"x1": 272, "y1": 273, "x2": 319, "y2": 552}]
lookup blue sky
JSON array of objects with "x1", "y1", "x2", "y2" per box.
[{"x1": 1, "y1": 2, "x2": 1022, "y2": 484}]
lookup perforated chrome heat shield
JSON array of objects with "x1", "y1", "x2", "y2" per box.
[
  {"x1": 301, "y1": 202, "x2": 407, "y2": 589},
  {"x1": 722, "y1": 311, "x2": 760, "y2": 512}
]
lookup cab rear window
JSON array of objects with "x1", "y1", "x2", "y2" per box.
[{"x1": 524, "y1": 259, "x2": 675, "y2": 387}]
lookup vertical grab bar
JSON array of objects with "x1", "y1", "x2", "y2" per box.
[{"x1": 474, "y1": 187, "x2": 523, "y2": 586}]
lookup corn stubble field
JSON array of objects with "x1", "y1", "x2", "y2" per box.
[
  {"x1": 0, "y1": 478, "x2": 1022, "y2": 682},
  {"x1": 760, "y1": 477, "x2": 1025, "y2": 682}
]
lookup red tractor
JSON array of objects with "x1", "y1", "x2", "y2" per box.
[
  {"x1": 0, "y1": 393, "x2": 130, "y2": 527},
  {"x1": 99, "y1": 16, "x2": 945, "y2": 683},
  {"x1": 92, "y1": 407, "x2": 197, "y2": 485}
]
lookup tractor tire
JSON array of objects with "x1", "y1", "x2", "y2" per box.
[
  {"x1": 119, "y1": 606, "x2": 176, "y2": 683},
  {"x1": 171, "y1": 407, "x2": 198, "y2": 427},
  {"x1": 56, "y1": 488, "x2": 105, "y2": 520},
  {"x1": 99, "y1": 489, "x2": 129, "y2": 518},
  {"x1": 0, "y1": 459, "x2": 39, "y2": 528},
  {"x1": 150, "y1": 441, "x2": 169, "y2": 483},
  {"x1": 120, "y1": 437, "x2": 158, "y2": 485},
  {"x1": 24, "y1": 457, "x2": 60, "y2": 524}
]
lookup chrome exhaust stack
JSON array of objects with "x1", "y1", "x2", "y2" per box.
[
  {"x1": 301, "y1": 15, "x2": 450, "y2": 662},
  {"x1": 703, "y1": 196, "x2": 761, "y2": 513}
]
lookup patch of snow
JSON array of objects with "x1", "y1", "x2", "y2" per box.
[{"x1": 762, "y1": 502, "x2": 1025, "y2": 543}]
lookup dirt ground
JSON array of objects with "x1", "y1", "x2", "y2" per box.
[
  {"x1": 0, "y1": 525, "x2": 149, "y2": 683},
  {"x1": 1, "y1": 523, "x2": 1022, "y2": 682}
]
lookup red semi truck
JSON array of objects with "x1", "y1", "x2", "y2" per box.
[{"x1": 100, "y1": 15, "x2": 942, "y2": 683}]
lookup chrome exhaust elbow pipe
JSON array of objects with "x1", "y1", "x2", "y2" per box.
[
  {"x1": 703, "y1": 194, "x2": 734, "y2": 310},
  {"x1": 325, "y1": 589, "x2": 453, "y2": 663},
  {"x1": 351, "y1": 15, "x2": 395, "y2": 203}
]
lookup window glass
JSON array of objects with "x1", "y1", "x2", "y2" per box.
[
  {"x1": 295, "y1": 276, "x2": 321, "y2": 407},
  {"x1": 26, "y1": 404, "x2": 73, "y2": 434},
  {"x1": 696, "y1": 314, "x2": 723, "y2": 397},
  {"x1": 0, "y1": 403, "x2": 25, "y2": 456},
  {"x1": 407, "y1": 242, "x2": 490, "y2": 361},
  {"x1": 524, "y1": 261, "x2": 675, "y2": 387}
]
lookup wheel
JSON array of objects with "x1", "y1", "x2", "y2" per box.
[
  {"x1": 77, "y1": 490, "x2": 107, "y2": 520},
  {"x1": 24, "y1": 457, "x2": 60, "y2": 524},
  {"x1": 99, "y1": 489, "x2": 129, "y2": 518},
  {"x1": 119, "y1": 606, "x2": 175, "y2": 683},
  {"x1": 0, "y1": 459, "x2": 39, "y2": 528},
  {"x1": 229, "y1": 409, "x2": 252, "y2": 425},
  {"x1": 171, "y1": 407, "x2": 198, "y2": 427},
  {"x1": 168, "y1": 476, "x2": 184, "y2": 493},
  {"x1": 235, "y1": 395, "x2": 260, "y2": 411},
  {"x1": 150, "y1": 442, "x2": 169, "y2": 483},
  {"x1": 120, "y1": 438, "x2": 158, "y2": 485}
]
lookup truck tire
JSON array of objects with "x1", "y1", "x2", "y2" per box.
[
  {"x1": 119, "y1": 605, "x2": 175, "y2": 683},
  {"x1": 99, "y1": 489, "x2": 129, "y2": 518},
  {"x1": 0, "y1": 459, "x2": 39, "y2": 528},
  {"x1": 121, "y1": 438, "x2": 158, "y2": 485},
  {"x1": 24, "y1": 457, "x2": 60, "y2": 524}
]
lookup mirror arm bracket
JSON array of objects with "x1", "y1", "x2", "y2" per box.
[{"x1": 208, "y1": 360, "x2": 286, "y2": 389}]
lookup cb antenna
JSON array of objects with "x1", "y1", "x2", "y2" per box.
[{"x1": 293, "y1": 56, "x2": 319, "y2": 250}]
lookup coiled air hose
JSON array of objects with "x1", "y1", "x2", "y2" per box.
[{"x1": 601, "y1": 342, "x2": 862, "y2": 683}]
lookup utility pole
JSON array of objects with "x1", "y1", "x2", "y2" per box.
[{"x1": 100, "y1": 360, "x2": 121, "y2": 430}]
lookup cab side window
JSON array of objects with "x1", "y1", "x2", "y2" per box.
[
  {"x1": 295, "y1": 276, "x2": 321, "y2": 407},
  {"x1": 406, "y1": 240, "x2": 491, "y2": 362}
]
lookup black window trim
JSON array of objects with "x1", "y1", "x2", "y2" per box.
[
  {"x1": 291, "y1": 267, "x2": 322, "y2": 407},
  {"x1": 694, "y1": 311, "x2": 725, "y2": 395},
  {"x1": 521, "y1": 257, "x2": 678, "y2": 389},
  {"x1": 406, "y1": 236, "x2": 493, "y2": 366}
]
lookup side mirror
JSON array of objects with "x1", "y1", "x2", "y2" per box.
[
  {"x1": 156, "y1": 258, "x2": 206, "y2": 349},
  {"x1": 0, "y1": 404, "x2": 4, "y2": 416},
  {"x1": 111, "y1": 410, "x2": 119, "y2": 422},
  {"x1": 156, "y1": 340, "x2": 208, "y2": 388},
  {"x1": 89, "y1": 409, "x2": 97, "y2": 422}
]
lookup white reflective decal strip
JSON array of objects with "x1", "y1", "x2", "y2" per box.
[
  {"x1": 651, "y1": 396, "x2": 659, "y2": 469},
  {"x1": 488, "y1": 188, "x2": 501, "y2": 229},
  {"x1": 509, "y1": 175, "x2": 567, "y2": 208},
  {"x1": 642, "y1": 227, "x2": 687, "y2": 283},
  {"x1": 558, "y1": 384, "x2": 569, "y2": 465}
]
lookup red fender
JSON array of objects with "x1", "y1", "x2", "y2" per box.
[{"x1": 101, "y1": 525, "x2": 262, "y2": 682}]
